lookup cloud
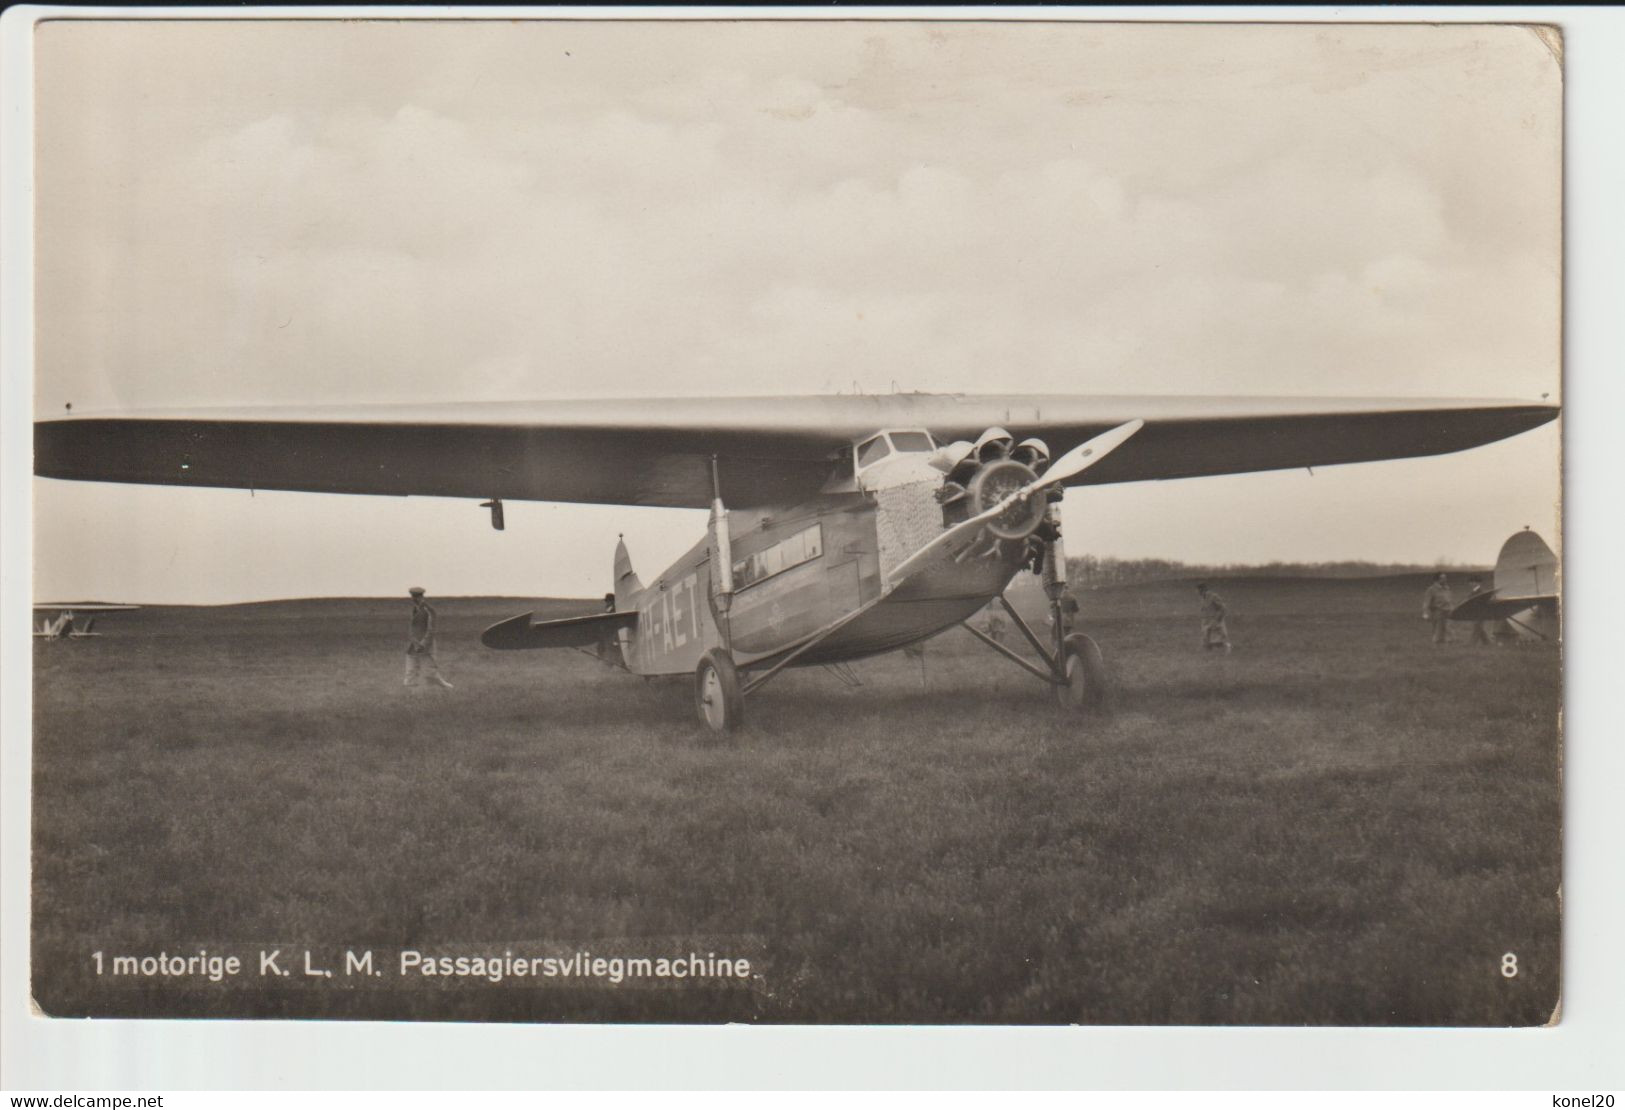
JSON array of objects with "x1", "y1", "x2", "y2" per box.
[
  {"x1": 30, "y1": 22, "x2": 1562, "y2": 599},
  {"x1": 36, "y1": 22, "x2": 1559, "y2": 412}
]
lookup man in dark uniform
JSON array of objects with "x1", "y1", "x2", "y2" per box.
[
  {"x1": 596, "y1": 592, "x2": 620, "y2": 665},
  {"x1": 1058, "y1": 590, "x2": 1081, "y2": 636},
  {"x1": 1423, "y1": 573, "x2": 1454, "y2": 645},
  {"x1": 404, "y1": 587, "x2": 454, "y2": 688},
  {"x1": 1046, "y1": 590, "x2": 1081, "y2": 641},
  {"x1": 1465, "y1": 576, "x2": 1493, "y2": 645},
  {"x1": 1197, "y1": 582, "x2": 1231, "y2": 653}
]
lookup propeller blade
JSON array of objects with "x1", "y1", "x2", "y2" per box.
[
  {"x1": 1040, "y1": 418, "x2": 1145, "y2": 486},
  {"x1": 973, "y1": 417, "x2": 1145, "y2": 521}
]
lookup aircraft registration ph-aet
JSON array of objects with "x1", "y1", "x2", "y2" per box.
[{"x1": 35, "y1": 393, "x2": 1558, "y2": 730}]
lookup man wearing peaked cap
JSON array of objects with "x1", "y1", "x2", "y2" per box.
[{"x1": 405, "y1": 587, "x2": 454, "y2": 689}]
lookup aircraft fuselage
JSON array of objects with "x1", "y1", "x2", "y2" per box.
[{"x1": 615, "y1": 459, "x2": 1031, "y2": 677}]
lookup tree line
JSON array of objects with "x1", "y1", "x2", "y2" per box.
[{"x1": 1065, "y1": 555, "x2": 1484, "y2": 587}]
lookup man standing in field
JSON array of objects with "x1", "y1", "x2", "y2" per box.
[
  {"x1": 1423, "y1": 573, "x2": 1454, "y2": 645},
  {"x1": 1196, "y1": 582, "x2": 1231, "y2": 653},
  {"x1": 595, "y1": 592, "x2": 620, "y2": 666},
  {"x1": 404, "y1": 587, "x2": 454, "y2": 689},
  {"x1": 982, "y1": 608, "x2": 1007, "y2": 644}
]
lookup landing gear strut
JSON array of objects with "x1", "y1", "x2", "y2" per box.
[
  {"x1": 960, "y1": 506, "x2": 1111, "y2": 714},
  {"x1": 696, "y1": 457, "x2": 744, "y2": 733},
  {"x1": 961, "y1": 596, "x2": 1111, "y2": 715}
]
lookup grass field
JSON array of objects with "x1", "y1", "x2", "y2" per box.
[{"x1": 31, "y1": 574, "x2": 1561, "y2": 1025}]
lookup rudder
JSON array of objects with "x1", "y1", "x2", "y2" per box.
[
  {"x1": 613, "y1": 536, "x2": 643, "y2": 610},
  {"x1": 1494, "y1": 529, "x2": 1558, "y2": 600}
]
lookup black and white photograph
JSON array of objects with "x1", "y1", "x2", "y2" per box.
[{"x1": 21, "y1": 15, "x2": 1563, "y2": 1029}]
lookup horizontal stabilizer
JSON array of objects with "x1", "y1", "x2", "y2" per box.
[
  {"x1": 1449, "y1": 589, "x2": 1558, "y2": 622},
  {"x1": 481, "y1": 608, "x2": 637, "y2": 651}
]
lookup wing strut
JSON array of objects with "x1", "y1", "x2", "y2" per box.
[
  {"x1": 961, "y1": 611, "x2": 1061, "y2": 685},
  {"x1": 707, "y1": 455, "x2": 736, "y2": 653}
]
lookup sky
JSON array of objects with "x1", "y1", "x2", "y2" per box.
[{"x1": 31, "y1": 19, "x2": 1562, "y2": 603}]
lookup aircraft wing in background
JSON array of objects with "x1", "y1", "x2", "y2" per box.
[{"x1": 31, "y1": 603, "x2": 139, "y2": 639}]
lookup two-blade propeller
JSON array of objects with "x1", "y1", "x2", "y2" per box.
[
  {"x1": 885, "y1": 418, "x2": 1144, "y2": 587},
  {"x1": 1032, "y1": 418, "x2": 1144, "y2": 487}
]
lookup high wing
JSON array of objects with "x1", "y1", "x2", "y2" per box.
[
  {"x1": 35, "y1": 394, "x2": 1557, "y2": 510},
  {"x1": 32, "y1": 603, "x2": 141, "y2": 612},
  {"x1": 481, "y1": 609, "x2": 637, "y2": 651}
]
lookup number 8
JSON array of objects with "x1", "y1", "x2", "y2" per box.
[{"x1": 1501, "y1": 952, "x2": 1518, "y2": 978}]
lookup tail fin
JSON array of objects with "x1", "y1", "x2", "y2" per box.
[
  {"x1": 1494, "y1": 529, "x2": 1558, "y2": 600},
  {"x1": 613, "y1": 536, "x2": 643, "y2": 610}
]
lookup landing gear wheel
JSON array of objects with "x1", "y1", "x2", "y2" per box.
[
  {"x1": 1056, "y1": 633, "x2": 1109, "y2": 713},
  {"x1": 695, "y1": 649, "x2": 745, "y2": 733}
]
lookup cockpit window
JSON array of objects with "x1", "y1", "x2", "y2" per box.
[
  {"x1": 857, "y1": 435, "x2": 892, "y2": 467},
  {"x1": 890, "y1": 431, "x2": 934, "y2": 453}
]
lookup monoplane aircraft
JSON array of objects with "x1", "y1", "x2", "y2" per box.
[
  {"x1": 32, "y1": 603, "x2": 139, "y2": 640},
  {"x1": 35, "y1": 393, "x2": 1557, "y2": 729},
  {"x1": 1449, "y1": 528, "x2": 1561, "y2": 642}
]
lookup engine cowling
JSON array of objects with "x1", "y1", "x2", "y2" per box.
[
  {"x1": 934, "y1": 427, "x2": 1054, "y2": 540},
  {"x1": 967, "y1": 458, "x2": 1048, "y2": 540}
]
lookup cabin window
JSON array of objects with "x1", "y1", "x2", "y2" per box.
[
  {"x1": 732, "y1": 523, "x2": 825, "y2": 590},
  {"x1": 799, "y1": 527, "x2": 823, "y2": 561},
  {"x1": 857, "y1": 435, "x2": 891, "y2": 468},
  {"x1": 890, "y1": 431, "x2": 934, "y2": 453}
]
